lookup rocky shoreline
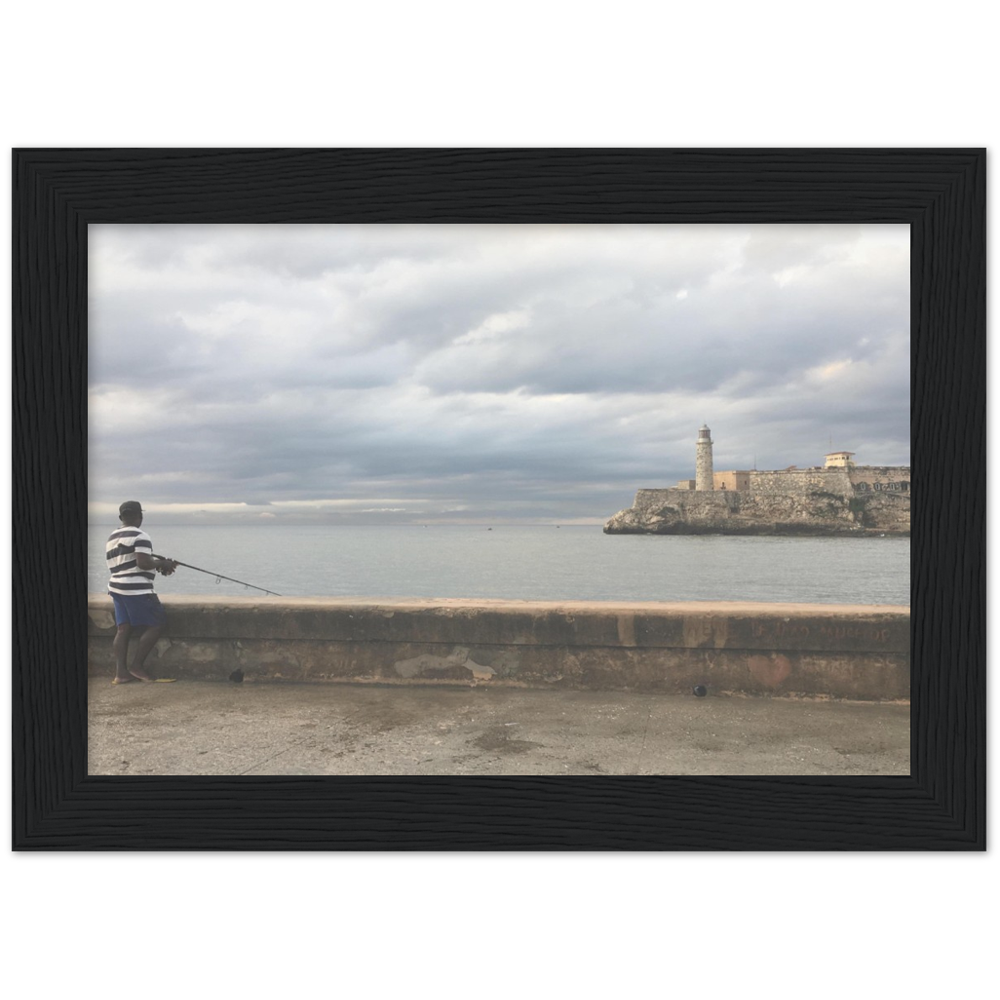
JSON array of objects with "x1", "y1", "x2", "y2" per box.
[
  {"x1": 603, "y1": 487, "x2": 910, "y2": 537},
  {"x1": 604, "y1": 523, "x2": 907, "y2": 537}
]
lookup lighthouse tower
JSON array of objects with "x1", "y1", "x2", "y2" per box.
[{"x1": 696, "y1": 424, "x2": 714, "y2": 491}]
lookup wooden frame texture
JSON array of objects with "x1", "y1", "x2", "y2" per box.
[{"x1": 12, "y1": 149, "x2": 985, "y2": 850}]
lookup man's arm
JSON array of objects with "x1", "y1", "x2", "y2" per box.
[{"x1": 135, "y1": 552, "x2": 178, "y2": 576}]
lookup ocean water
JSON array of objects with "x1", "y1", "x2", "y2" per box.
[{"x1": 89, "y1": 524, "x2": 910, "y2": 605}]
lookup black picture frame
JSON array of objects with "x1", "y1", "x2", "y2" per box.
[{"x1": 12, "y1": 148, "x2": 985, "y2": 850}]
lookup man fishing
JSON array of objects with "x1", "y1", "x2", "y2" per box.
[{"x1": 106, "y1": 501, "x2": 178, "y2": 683}]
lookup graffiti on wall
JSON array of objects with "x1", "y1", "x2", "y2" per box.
[{"x1": 853, "y1": 481, "x2": 909, "y2": 493}]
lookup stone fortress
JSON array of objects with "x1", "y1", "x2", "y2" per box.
[{"x1": 604, "y1": 425, "x2": 910, "y2": 536}]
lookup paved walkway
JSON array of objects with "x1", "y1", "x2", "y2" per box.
[{"x1": 88, "y1": 679, "x2": 910, "y2": 777}]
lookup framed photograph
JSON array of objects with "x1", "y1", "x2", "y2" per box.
[{"x1": 12, "y1": 149, "x2": 984, "y2": 849}]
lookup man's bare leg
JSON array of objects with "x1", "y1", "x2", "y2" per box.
[
  {"x1": 128, "y1": 625, "x2": 164, "y2": 680},
  {"x1": 113, "y1": 624, "x2": 135, "y2": 683}
]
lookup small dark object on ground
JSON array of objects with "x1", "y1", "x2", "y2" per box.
[
  {"x1": 229, "y1": 669, "x2": 244, "y2": 683},
  {"x1": 693, "y1": 685, "x2": 708, "y2": 698}
]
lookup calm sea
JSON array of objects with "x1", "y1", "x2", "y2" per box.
[{"x1": 89, "y1": 524, "x2": 910, "y2": 605}]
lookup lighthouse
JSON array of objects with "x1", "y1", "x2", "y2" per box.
[{"x1": 696, "y1": 424, "x2": 714, "y2": 491}]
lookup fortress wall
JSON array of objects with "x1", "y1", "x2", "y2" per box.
[
  {"x1": 749, "y1": 468, "x2": 854, "y2": 496},
  {"x1": 634, "y1": 489, "x2": 741, "y2": 515},
  {"x1": 87, "y1": 595, "x2": 910, "y2": 700},
  {"x1": 639, "y1": 467, "x2": 909, "y2": 504},
  {"x1": 636, "y1": 488, "x2": 693, "y2": 505}
]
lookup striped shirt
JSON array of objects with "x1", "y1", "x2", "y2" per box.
[{"x1": 107, "y1": 527, "x2": 156, "y2": 595}]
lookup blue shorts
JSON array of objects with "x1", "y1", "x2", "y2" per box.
[{"x1": 111, "y1": 592, "x2": 167, "y2": 628}]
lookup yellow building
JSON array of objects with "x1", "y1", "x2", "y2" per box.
[{"x1": 713, "y1": 471, "x2": 751, "y2": 491}]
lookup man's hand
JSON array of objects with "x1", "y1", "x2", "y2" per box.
[{"x1": 157, "y1": 558, "x2": 179, "y2": 576}]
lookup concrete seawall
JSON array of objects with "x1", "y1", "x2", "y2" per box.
[{"x1": 87, "y1": 595, "x2": 910, "y2": 700}]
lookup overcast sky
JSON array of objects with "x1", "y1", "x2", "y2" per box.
[{"x1": 88, "y1": 223, "x2": 910, "y2": 525}]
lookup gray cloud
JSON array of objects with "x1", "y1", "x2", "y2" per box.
[{"x1": 89, "y1": 223, "x2": 910, "y2": 524}]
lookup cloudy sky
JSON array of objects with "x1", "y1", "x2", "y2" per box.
[{"x1": 88, "y1": 223, "x2": 910, "y2": 525}]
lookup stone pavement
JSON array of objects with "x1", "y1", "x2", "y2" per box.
[{"x1": 88, "y1": 679, "x2": 910, "y2": 777}]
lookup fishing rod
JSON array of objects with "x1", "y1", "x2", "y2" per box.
[{"x1": 152, "y1": 555, "x2": 282, "y2": 596}]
